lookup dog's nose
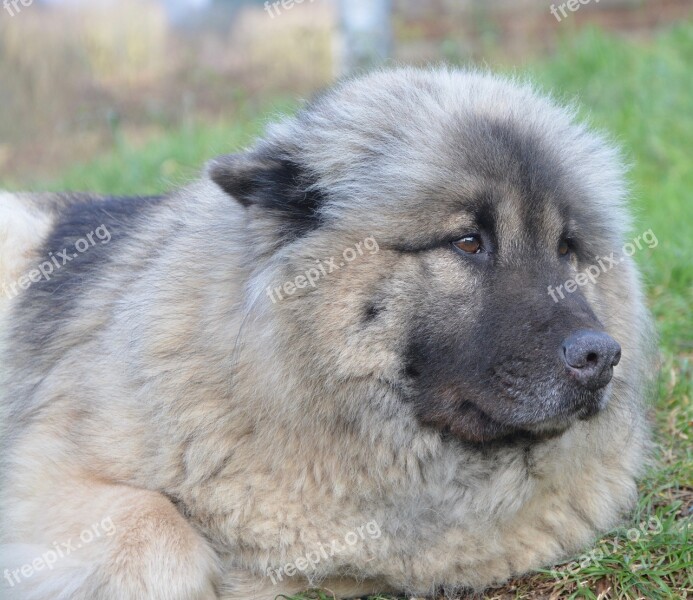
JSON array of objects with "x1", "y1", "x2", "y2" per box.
[{"x1": 561, "y1": 330, "x2": 621, "y2": 391}]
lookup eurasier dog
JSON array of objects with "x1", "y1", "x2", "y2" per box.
[{"x1": 0, "y1": 68, "x2": 653, "y2": 599}]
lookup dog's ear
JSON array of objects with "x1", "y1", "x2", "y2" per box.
[{"x1": 206, "y1": 152, "x2": 325, "y2": 236}]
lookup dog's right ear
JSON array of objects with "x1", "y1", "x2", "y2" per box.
[
  {"x1": 206, "y1": 152, "x2": 325, "y2": 236},
  {"x1": 206, "y1": 153, "x2": 270, "y2": 208}
]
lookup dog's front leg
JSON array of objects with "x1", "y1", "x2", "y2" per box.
[{"x1": 1, "y1": 474, "x2": 220, "y2": 600}]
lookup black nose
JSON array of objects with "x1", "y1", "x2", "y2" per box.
[{"x1": 561, "y1": 330, "x2": 621, "y2": 391}]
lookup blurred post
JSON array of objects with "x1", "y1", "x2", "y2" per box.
[{"x1": 335, "y1": 0, "x2": 392, "y2": 77}]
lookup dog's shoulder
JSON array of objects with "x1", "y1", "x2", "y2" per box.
[{"x1": 40, "y1": 192, "x2": 165, "y2": 249}]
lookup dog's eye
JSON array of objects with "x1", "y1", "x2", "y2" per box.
[
  {"x1": 558, "y1": 239, "x2": 570, "y2": 256},
  {"x1": 452, "y1": 235, "x2": 482, "y2": 254}
]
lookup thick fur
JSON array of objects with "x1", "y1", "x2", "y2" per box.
[{"x1": 0, "y1": 69, "x2": 653, "y2": 599}]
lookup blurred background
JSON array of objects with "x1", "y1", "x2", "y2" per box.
[
  {"x1": 0, "y1": 0, "x2": 689, "y2": 188},
  {"x1": 0, "y1": 2, "x2": 691, "y2": 598}
]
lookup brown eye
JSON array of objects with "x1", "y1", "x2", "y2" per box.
[
  {"x1": 452, "y1": 234, "x2": 482, "y2": 254},
  {"x1": 558, "y1": 239, "x2": 570, "y2": 256}
]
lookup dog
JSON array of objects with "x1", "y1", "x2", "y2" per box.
[{"x1": 0, "y1": 68, "x2": 653, "y2": 599}]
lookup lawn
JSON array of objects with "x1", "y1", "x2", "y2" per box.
[{"x1": 5, "y1": 22, "x2": 691, "y2": 600}]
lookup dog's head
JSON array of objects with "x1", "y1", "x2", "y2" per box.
[{"x1": 209, "y1": 68, "x2": 641, "y2": 443}]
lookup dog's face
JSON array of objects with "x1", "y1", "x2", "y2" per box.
[
  {"x1": 210, "y1": 69, "x2": 630, "y2": 443},
  {"x1": 395, "y1": 185, "x2": 622, "y2": 443}
]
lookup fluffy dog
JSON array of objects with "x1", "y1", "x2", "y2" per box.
[{"x1": 0, "y1": 68, "x2": 653, "y2": 599}]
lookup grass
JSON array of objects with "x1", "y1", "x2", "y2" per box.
[{"x1": 3, "y1": 22, "x2": 691, "y2": 600}]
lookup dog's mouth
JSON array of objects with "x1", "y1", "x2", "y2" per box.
[
  {"x1": 397, "y1": 365, "x2": 611, "y2": 444},
  {"x1": 428, "y1": 386, "x2": 608, "y2": 444},
  {"x1": 493, "y1": 386, "x2": 609, "y2": 442}
]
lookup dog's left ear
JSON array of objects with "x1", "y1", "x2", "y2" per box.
[{"x1": 206, "y1": 151, "x2": 324, "y2": 236}]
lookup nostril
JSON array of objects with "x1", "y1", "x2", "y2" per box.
[
  {"x1": 585, "y1": 352, "x2": 598, "y2": 365},
  {"x1": 611, "y1": 349, "x2": 622, "y2": 367}
]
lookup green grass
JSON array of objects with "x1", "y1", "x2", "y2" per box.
[{"x1": 4, "y1": 22, "x2": 691, "y2": 600}]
